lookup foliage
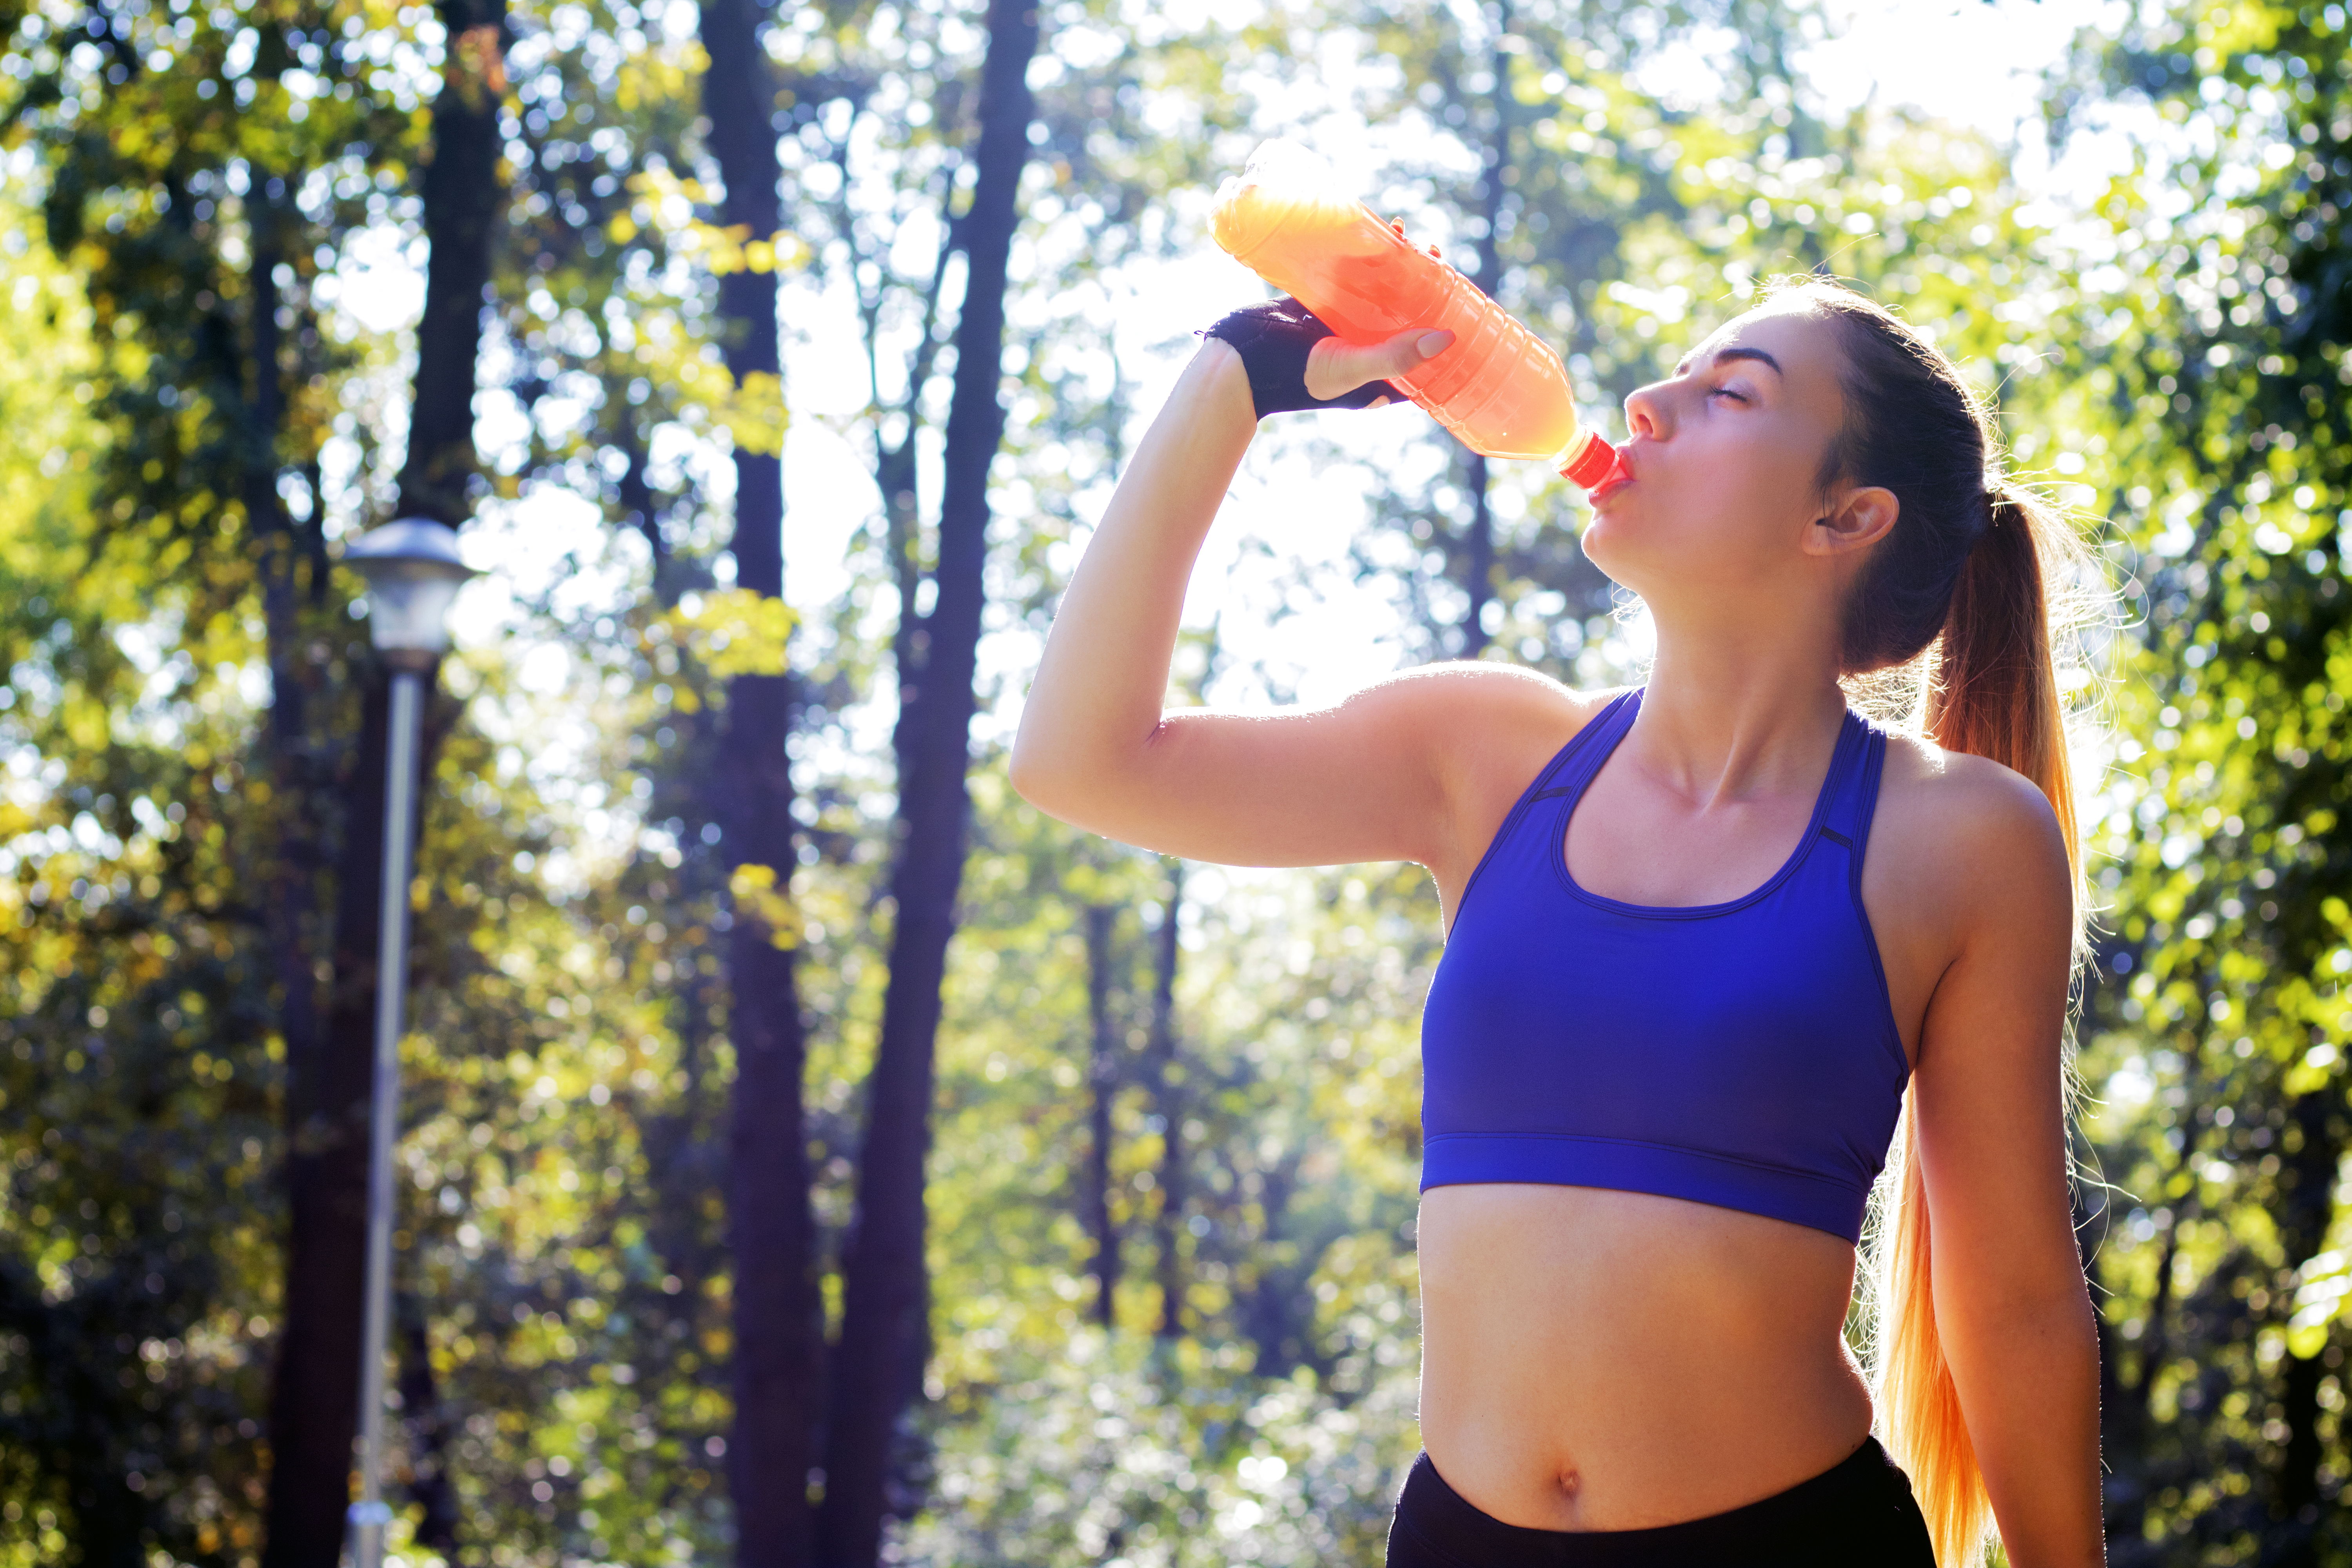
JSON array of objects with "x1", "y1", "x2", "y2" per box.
[
  {"x1": 4, "y1": 0, "x2": 2351, "y2": 1561},
  {"x1": 0, "y1": 186, "x2": 292, "y2": 1568},
  {"x1": 2037, "y1": 1, "x2": 2352, "y2": 1558}
]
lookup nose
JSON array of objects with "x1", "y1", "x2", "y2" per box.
[{"x1": 1622, "y1": 378, "x2": 1670, "y2": 442}]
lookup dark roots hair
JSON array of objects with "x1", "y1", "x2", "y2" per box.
[{"x1": 1767, "y1": 277, "x2": 2077, "y2": 845}]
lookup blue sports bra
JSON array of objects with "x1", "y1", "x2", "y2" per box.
[{"x1": 1419, "y1": 687, "x2": 1910, "y2": 1244}]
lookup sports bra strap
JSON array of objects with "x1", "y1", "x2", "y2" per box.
[
  {"x1": 1453, "y1": 689, "x2": 1641, "y2": 913},
  {"x1": 1521, "y1": 693, "x2": 1887, "y2": 876},
  {"x1": 1530, "y1": 688, "x2": 1641, "y2": 804},
  {"x1": 1818, "y1": 713, "x2": 1889, "y2": 870}
]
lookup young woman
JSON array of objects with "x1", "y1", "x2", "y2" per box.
[{"x1": 1010, "y1": 278, "x2": 2106, "y2": 1566}]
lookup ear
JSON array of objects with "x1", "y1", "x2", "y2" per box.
[{"x1": 1807, "y1": 484, "x2": 1898, "y2": 559}]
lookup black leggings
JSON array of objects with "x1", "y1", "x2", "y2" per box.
[{"x1": 1385, "y1": 1437, "x2": 1938, "y2": 1567}]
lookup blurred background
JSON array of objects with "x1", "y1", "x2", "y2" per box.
[{"x1": 1, "y1": 0, "x2": 2347, "y2": 1561}]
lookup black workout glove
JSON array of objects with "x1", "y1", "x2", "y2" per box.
[{"x1": 1200, "y1": 296, "x2": 1403, "y2": 420}]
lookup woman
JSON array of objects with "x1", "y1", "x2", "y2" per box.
[{"x1": 1009, "y1": 278, "x2": 2106, "y2": 1566}]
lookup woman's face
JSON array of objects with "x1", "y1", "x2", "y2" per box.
[{"x1": 1579, "y1": 299, "x2": 1857, "y2": 607}]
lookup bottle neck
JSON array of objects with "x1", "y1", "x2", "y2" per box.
[{"x1": 1559, "y1": 430, "x2": 1625, "y2": 490}]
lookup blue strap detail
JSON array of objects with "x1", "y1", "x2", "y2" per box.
[
  {"x1": 1819, "y1": 711, "x2": 1889, "y2": 865},
  {"x1": 1454, "y1": 688, "x2": 1640, "y2": 916},
  {"x1": 1539, "y1": 686, "x2": 1640, "y2": 804}
]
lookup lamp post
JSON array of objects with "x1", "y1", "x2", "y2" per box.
[{"x1": 339, "y1": 518, "x2": 479, "y2": 1568}]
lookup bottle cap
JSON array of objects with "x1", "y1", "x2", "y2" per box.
[{"x1": 1559, "y1": 432, "x2": 1628, "y2": 490}]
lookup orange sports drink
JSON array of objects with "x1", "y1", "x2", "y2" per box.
[{"x1": 1210, "y1": 139, "x2": 1626, "y2": 490}]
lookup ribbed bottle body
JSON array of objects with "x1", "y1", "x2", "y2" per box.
[
  {"x1": 1210, "y1": 142, "x2": 1586, "y2": 466},
  {"x1": 1390, "y1": 263, "x2": 1585, "y2": 463}
]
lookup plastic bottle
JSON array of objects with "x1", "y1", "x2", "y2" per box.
[{"x1": 1210, "y1": 138, "x2": 1626, "y2": 490}]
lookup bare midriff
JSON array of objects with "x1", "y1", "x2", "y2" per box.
[{"x1": 1415, "y1": 1182, "x2": 1877, "y2": 1531}]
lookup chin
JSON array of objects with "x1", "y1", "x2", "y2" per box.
[
  {"x1": 1574, "y1": 512, "x2": 1643, "y2": 590},
  {"x1": 1586, "y1": 502, "x2": 1748, "y2": 595}
]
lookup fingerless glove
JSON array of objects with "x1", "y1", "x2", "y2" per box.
[{"x1": 1200, "y1": 297, "x2": 1402, "y2": 420}]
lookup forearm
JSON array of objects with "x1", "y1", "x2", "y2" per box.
[
  {"x1": 1011, "y1": 339, "x2": 1256, "y2": 813},
  {"x1": 1938, "y1": 1282, "x2": 2105, "y2": 1566}
]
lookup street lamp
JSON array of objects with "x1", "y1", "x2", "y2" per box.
[{"x1": 339, "y1": 517, "x2": 479, "y2": 1568}]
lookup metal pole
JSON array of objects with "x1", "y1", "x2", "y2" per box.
[{"x1": 348, "y1": 666, "x2": 423, "y2": 1568}]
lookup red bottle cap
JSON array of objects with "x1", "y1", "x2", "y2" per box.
[{"x1": 1560, "y1": 432, "x2": 1627, "y2": 490}]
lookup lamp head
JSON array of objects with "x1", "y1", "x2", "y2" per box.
[{"x1": 342, "y1": 518, "x2": 481, "y2": 668}]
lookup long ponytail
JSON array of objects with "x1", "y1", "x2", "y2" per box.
[
  {"x1": 1878, "y1": 483, "x2": 2089, "y2": 1568},
  {"x1": 1769, "y1": 277, "x2": 2096, "y2": 1566},
  {"x1": 1926, "y1": 486, "x2": 2082, "y2": 871}
]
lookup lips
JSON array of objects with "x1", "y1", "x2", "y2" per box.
[{"x1": 1587, "y1": 446, "x2": 1634, "y2": 503}]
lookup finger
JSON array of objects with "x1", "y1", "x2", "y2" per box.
[{"x1": 1303, "y1": 327, "x2": 1456, "y2": 401}]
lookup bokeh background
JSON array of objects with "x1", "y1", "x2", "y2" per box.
[{"x1": 2, "y1": 0, "x2": 2348, "y2": 1561}]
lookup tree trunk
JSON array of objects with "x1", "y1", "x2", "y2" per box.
[
  {"x1": 396, "y1": 0, "x2": 507, "y2": 527},
  {"x1": 1458, "y1": 4, "x2": 1510, "y2": 659},
  {"x1": 1150, "y1": 862, "x2": 1186, "y2": 1339},
  {"x1": 398, "y1": 1292, "x2": 462, "y2": 1559},
  {"x1": 870, "y1": 236, "x2": 954, "y2": 709},
  {"x1": 263, "y1": 666, "x2": 428, "y2": 1568},
  {"x1": 1241, "y1": 1156, "x2": 1303, "y2": 1379},
  {"x1": 2102, "y1": 1025, "x2": 2207, "y2": 1549},
  {"x1": 720, "y1": 621, "x2": 814, "y2": 1568},
  {"x1": 0, "y1": 1271, "x2": 148, "y2": 1568},
  {"x1": 697, "y1": 0, "x2": 820, "y2": 1562},
  {"x1": 1082, "y1": 905, "x2": 1120, "y2": 1329},
  {"x1": 2272, "y1": 1347, "x2": 2324, "y2": 1566},
  {"x1": 241, "y1": 174, "x2": 343, "y2": 1563},
  {"x1": 815, "y1": 0, "x2": 1038, "y2": 1558},
  {"x1": 2075, "y1": 1182, "x2": 2128, "y2": 1546},
  {"x1": 247, "y1": 182, "x2": 325, "y2": 1103},
  {"x1": 262, "y1": 7, "x2": 503, "y2": 1557},
  {"x1": 2267, "y1": 1085, "x2": 2342, "y2": 1560},
  {"x1": 1462, "y1": 455, "x2": 1494, "y2": 658}
]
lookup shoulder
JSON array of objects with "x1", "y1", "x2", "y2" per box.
[
  {"x1": 1363, "y1": 662, "x2": 1623, "y2": 775},
  {"x1": 1873, "y1": 728, "x2": 2072, "y2": 922},
  {"x1": 1877, "y1": 731, "x2": 2064, "y2": 849},
  {"x1": 1360, "y1": 659, "x2": 1622, "y2": 726},
  {"x1": 1363, "y1": 657, "x2": 1611, "y2": 714},
  {"x1": 1355, "y1": 664, "x2": 1626, "y2": 882}
]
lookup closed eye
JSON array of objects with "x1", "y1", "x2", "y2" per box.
[{"x1": 1709, "y1": 387, "x2": 1747, "y2": 403}]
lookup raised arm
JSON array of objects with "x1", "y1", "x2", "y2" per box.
[{"x1": 1011, "y1": 326, "x2": 1570, "y2": 881}]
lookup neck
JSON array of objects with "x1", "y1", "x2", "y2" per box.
[{"x1": 1629, "y1": 611, "x2": 1850, "y2": 806}]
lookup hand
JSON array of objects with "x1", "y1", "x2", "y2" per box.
[
  {"x1": 1305, "y1": 326, "x2": 1457, "y2": 406},
  {"x1": 1200, "y1": 297, "x2": 1457, "y2": 419}
]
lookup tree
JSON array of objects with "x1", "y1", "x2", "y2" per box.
[
  {"x1": 0, "y1": 184, "x2": 264, "y2": 1568},
  {"x1": 1456, "y1": 0, "x2": 1512, "y2": 657},
  {"x1": 2, "y1": 0, "x2": 798, "y2": 1553},
  {"x1": 2, "y1": 0, "x2": 416, "y2": 1557},
  {"x1": 26, "y1": 0, "x2": 2323, "y2": 1560},
  {"x1": 815, "y1": 0, "x2": 1041, "y2": 1553},
  {"x1": 1148, "y1": 861, "x2": 1188, "y2": 1339},
  {"x1": 1081, "y1": 902, "x2": 1122, "y2": 1329},
  {"x1": 693, "y1": 0, "x2": 822, "y2": 1558},
  {"x1": 261, "y1": 1, "x2": 510, "y2": 1557},
  {"x1": 1308, "y1": 0, "x2": 1821, "y2": 668},
  {"x1": 2040, "y1": 4, "x2": 2352, "y2": 1557}
]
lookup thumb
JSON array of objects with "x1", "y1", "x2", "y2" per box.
[{"x1": 1303, "y1": 327, "x2": 1455, "y2": 401}]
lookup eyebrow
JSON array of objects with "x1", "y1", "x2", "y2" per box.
[{"x1": 1675, "y1": 346, "x2": 1786, "y2": 377}]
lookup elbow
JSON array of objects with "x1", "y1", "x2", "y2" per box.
[
  {"x1": 1007, "y1": 737, "x2": 1054, "y2": 811},
  {"x1": 1008, "y1": 725, "x2": 1082, "y2": 820},
  {"x1": 1011, "y1": 719, "x2": 1155, "y2": 830}
]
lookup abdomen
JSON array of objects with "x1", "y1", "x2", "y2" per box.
[{"x1": 1413, "y1": 1182, "x2": 1876, "y2": 1531}]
